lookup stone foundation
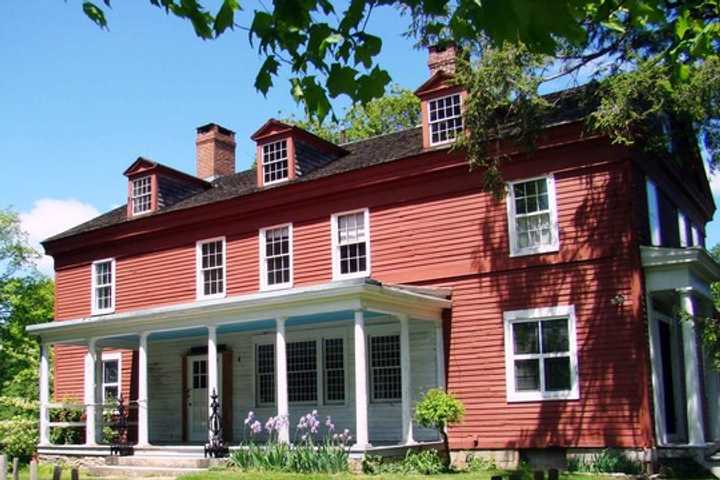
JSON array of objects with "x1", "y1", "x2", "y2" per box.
[
  {"x1": 450, "y1": 449, "x2": 520, "y2": 470},
  {"x1": 38, "y1": 454, "x2": 106, "y2": 469}
]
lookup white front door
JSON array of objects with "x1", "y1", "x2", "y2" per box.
[{"x1": 186, "y1": 355, "x2": 222, "y2": 443}]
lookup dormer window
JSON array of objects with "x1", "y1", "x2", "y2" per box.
[
  {"x1": 263, "y1": 139, "x2": 289, "y2": 185},
  {"x1": 131, "y1": 176, "x2": 152, "y2": 215},
  {"x1": 428, "y1": 93, "x2": 463, "y2": 146}
]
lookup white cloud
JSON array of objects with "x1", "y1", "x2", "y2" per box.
[{"x1": 19, "y1": 199, "x2": 100, "y2": 276}]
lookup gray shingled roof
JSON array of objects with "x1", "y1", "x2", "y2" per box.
[{"x1": 44, "y1": 84, "x2": 596, "y2": 245}]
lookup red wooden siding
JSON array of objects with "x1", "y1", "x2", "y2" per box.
[{"x1": 51, "y1": 134, "x2": 655, "y2": 448}]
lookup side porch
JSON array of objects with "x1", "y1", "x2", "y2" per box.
[{"x1": 28, "y1": 278, "x2": 451, "y2": 458}]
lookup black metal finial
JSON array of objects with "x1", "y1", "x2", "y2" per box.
[
  {"x1": 110, "y1": 394, "x2": 134, "y2": 456},
  {"x1": 204, "y1": 389, "x2": 228, "y2": 458}
]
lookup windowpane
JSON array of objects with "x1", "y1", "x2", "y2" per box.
[
  {"x1": 287, "y1": 341, "x2": 317, "y2": 403},
  {"x1": 324, "y1": 338, "x2": 345, "y2": 403},
  {"x1": 428, "y1": 94, "x2": 463, "y2": 145},
  {"x1": 513, "y1": 322, "x2": 539, "y2": 354},
  {"x1": 199, "y1": 240, "x2": 224, "y2": 297},
  {"x1": 256, "y1": 344, "x2": 275, "y2": 404},
  {"x1": 103, "y1": 359, "x2": 118, "y2": 383},
  {"x1": 511, "y1": 178, "x2": 555, "y2": 253},
  {"x1": 544, "y1": 357, "x2": 571, "y2": 391},
  {"x1": 93, "y1": 260, "x2": 114, "y2": 312},
  {"x1": 263, "y1": 140, "x2": 289, "y2": 184},
  {"x1": 336, "y1": 212, "x2": 368, "y2": 276},
  {"x1": 264, "y1": 226, "x2": 291, "y2": 287},
  {"x1": 104, "y1": 386, "x2": 118, "y2": 401},
  {"x1": 541, "y1": 319, "x2": 569, "y2": 353},
  {"x1": 370, "y1": 335, "x2": 401, "y2": 401},
  {"x1": 514, "y1": 359, "x2": 540, "y2": 391},
  {"x1": 131, "y1": 176, "x2": 152, "y2": 215}
]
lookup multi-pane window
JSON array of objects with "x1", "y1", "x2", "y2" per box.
[
  {"x1": 503, "y1": 306, "x2": 579, "y2": 402},
  {"x1": 192, "y1": 359, "x2": 208, "y2": 389},
  {"x1": 287, "y1": 341, "x2": 317, "y2": 403},
  {"x1": 197, "y1": 238, "x2": 225, "y2": 298},
  {"x1": 333, "y1": 210, "x2": 370, "y2": 279},
  {"x1": 428, "y1": 93, "x2": 463, "y2": 145},
  {"x1": 261, "y1": 225, "x2": 292, "y2": 289},
  {"x1": 646, "y1": 179, "x2": 662, "y2": 246},
  {"x1": 324, "y1": 338, "x2": 345, "y2": 403},
  {"x1": 131, "y1": 176, "x2": 152, "y2": 215},
  {"x1": 92, "y1": 259, "x2": 115, "y2": 314},
  {"x1": 263, "y1": 140, "x2": 289, "y2": 184},
  {"x1": 102, "y1": 356, "x2": 120, "y2": 402},
  {"x1": 256, "y1": 344, "x2": 275, "y2": 405},
  {"x1": 370, "y1": 335, "x2": 401, "y2": 402},
  {"x1": 508, "y1": 176, "x2": 559, "y2": 256}
]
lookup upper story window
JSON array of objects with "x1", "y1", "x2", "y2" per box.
[
  {"x1": 196, "y1": 237, "x2": 226, "y2": 299},
  {"x1": 507, "y1": 176, "x2": 559, "y2": 257},
  {"x1": 91, "y1": 259, "x2": 115, "y2": 315},
  {"x1": 331, "y1": 209, "x2": 371, "y2": 280},
  {"x1": 370, "y1": 334, "x2": 401, "y2": 402},
  {"x1": 263, "y1": 140, "x2": 289, "y2": 185},
  {"x1": 428, "y1": 93, "x2": 463, "y2": 146},
  {"x1": 503, "y1": 305, "x2": 579, "y2": 402},
  {"x1": 102, "y1": 353, "x2": 121, "y2": 403},
  {"x1": 678, "y1": 211, "x2": 690, "y2": 247},
  {"x1": 260, "y1": 224, "x2": 292, "y2": 290},
  {"x1": 131, "y1": 176, "x2": 152, "y2": 215},
  {"x1": 646, "y1": 178, "x2": 662, "y2": 246}
]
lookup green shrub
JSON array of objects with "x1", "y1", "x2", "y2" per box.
[
  {"x1": 466, "y1": 453, "x2": 497, "y2": 472},
  {"x1": 415, "y1": 389, "x2": 465, "y2": 469},
  {"x1": 49, "y1": 402, "x2": 84, "y2": 445},
  {"x1": 363, "y1": 449, "x2": 446, "y2": 475},
  {"x1": 229, "y1": 443, "x2": 348, "y2": 473},
  {"x1": 568, "y1": 449, "x2": 642, "y2": 474},
  {"x1": 0, "y1": 417, "x2": 37, "y2": 461}
]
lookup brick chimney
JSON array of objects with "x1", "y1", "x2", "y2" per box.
[
  {"x1": 196, "y1": 123, "x2": 236, "y2": 180},
  {"x1": 428, "y1": 44, "x2": 458, "y2": 76}
]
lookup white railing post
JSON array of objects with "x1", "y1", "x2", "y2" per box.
[
  {"x1": 678, "y1": 289, "x2": 706, "y2": 446},
  {"x1": 275, "y1": 317, "x2": 289, "y2": 443},
  {"x1": 39, "y1": 342, "x2": 51, "y2": 446},
  {"x1": 84, "y1": 338, "x2": 98, "y2": 446},
  {"x1": 353, "y1": 310, "x2": 370, "y2": 449},
  {"x1": 400, "y1": 314, "x2": 414, "y2": 445},
  {"x1": 207, "y1": 326, "x2": 219, "y2": 443},
  {"x1": 137, "y1": 332, "x2": 150, "y2": 446}
]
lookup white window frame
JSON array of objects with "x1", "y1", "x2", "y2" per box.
[
  {"x1": 506, "y1": 175, "x2": 560, "y2": 257},
  {"x1": 331, "y1": 208, "x2": 371, "y2": 280},
  {"x1": 503, "y1": 305, "x2": 579, "y2": 402},
  {"x1": 131, "y1": 176, "x2": 153, "y2": 216},
  {"x1": 323, "y1": 337, "x2": 346, "y2": 405},
  {"x1": 262, "y1": 139, "x2": 290, "y2": 186},
  {"x1": 195, "y1": 237, "x2": 227, "y2": 300},
  {"x1": 427, "y1": 93, "x2": 464, "y2": 147},
  {"x1": 368, "y1": 333, "x2": 402, "y2": 403},
  {"x1": 91, "y1": 258, "x2": 116, "y2": 315},
  {"x1": 286, "y1": 339, "x2": 319, "y2": 405},
  {"x1": 678, "y1": 211, "x2": 689, "y2": 247},
  {"x1": 646, "y1": 178, "x2": 662, "y2": 246},
  {"x1": 259, "y1": 223, "x2": 294, "y2": 291},
  {"x1": 691, "y1": 224, "x2": 701, "y2": 247},
  {"x1": 101, "y1": 352, "x2": 122, "y2": 404}
]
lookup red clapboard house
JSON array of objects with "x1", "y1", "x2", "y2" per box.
[{"x1": 29, "y1": 45, "x2": 720, "y2": 469}]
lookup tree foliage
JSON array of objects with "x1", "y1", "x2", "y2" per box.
[
  {"x1": 73, "y1": 0, "x2": 719, "y2": 126},
  {"x1": 0, "y1": 209, "x2": 37, "y2": 282}
]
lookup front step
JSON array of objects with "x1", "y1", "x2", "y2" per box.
[
  {"x1": 703, "y1": 453, "x2": 720, "y2": 479},
  {"x1": 88, "y1": 465, "x2": 206, "y2": 478},
  {"x1": 106, "y1": 456, "x2": 210, "y2": 469}
]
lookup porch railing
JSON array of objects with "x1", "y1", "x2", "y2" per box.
[{"x1": 44, "y1": 400, "x2": 139, "y2": 446}]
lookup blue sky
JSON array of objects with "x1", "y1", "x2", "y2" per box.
[{"x1": 2, "y1": 1, "x2": 719, "y2": 274}]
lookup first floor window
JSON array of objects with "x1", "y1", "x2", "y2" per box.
[
  {"x1": 102, "y1": 354, "x2": 121, "y2": 402},
  {"x1": 324, "y1": 338, "x2": 345, "y2": 403},
  {"x1": 503, "y1": 306, "x2": 579, "y2": 402},
  {"x1": 92, "y1": 259, "x2": 115, "y2": 314},
  {"x1": 370, "y1": 335, "x2": 401, "y2": 402},
  {"x1": 197, "y1": 238, "x2": 225, "y2": 298},
  {"x1": 260, "y1": 225, "x2": 292, "y2": 289},
  {"x1": 287, "y1": 341, "x2": 317, "y2": 403},
  {"x1": 332, "y1": 209, "x2": 370, "y2": 279},
  {"x1": 508, "y1": 176, "x2": 559, "y2": 256},
  {"x1": 256, "y1": 344, "x2": 275, "y2": 405}
]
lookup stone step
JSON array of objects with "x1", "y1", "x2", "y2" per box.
[
  {"x1": 88, "y1": 465, "x2": 206, "y2": 478},
  {"x1": 106, "y1": 456, "x2": 210, "y2": 468}
]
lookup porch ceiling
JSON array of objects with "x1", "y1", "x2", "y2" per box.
[{"x1": 27, "y1": 278, "x2": 451, "y2": 344}]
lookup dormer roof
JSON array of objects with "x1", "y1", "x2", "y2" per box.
[
  {"x1": 251, "y1": 119, "x2": 349, "y2": 156},
  {"x1": 414, "y1": 70, "x2": 458, "y2": 98},
  {"x1": 123, "y1": 157, "x2": 210, "y2": 188}
]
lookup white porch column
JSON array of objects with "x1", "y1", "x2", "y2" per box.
[
  {"x1": 39, "y1": 343, "x2": 50, "y2": 446},
  {"x1": 207, "y1": 326, "x2": 219, "y2": 442},
  {"x1": 84, "y1": 338, "x2": 98, "y2": 446},
  {"x1": 137, "y1": 332, "x2": 150, "y2": 447},
  {"x1": 435, "y1": 319, "x2": 446, "y2": 390},
  {"x1": 678, "y1": 289, "x2": 706, "y2": 446},
  {"x1": 353, "y1": 310, "x2": 370, "y2": 449},
  {"x1": 275, "y1": 317, "x2": 289, "y2": 443},
  {"x1": 399, "y1": 314, "x2": 414, "y2": 445}
]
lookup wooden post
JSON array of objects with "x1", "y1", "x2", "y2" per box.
[
  {"x1": 28, "y1": 460, "x2": 38, "y2": 480},
  {"x1": 0, "y1": 454, "x2": 6, "y2": 480},
  {"x1": 71, "y1": 466, "x2": 80, "y2": 480},
  {"x1": 533, "y1": 470, "x2": 545, "y2": 480},
  {"x1": 52, "y1": 465, "x2": 61, "y2": 480},
  {"x1": 11, "y1": 458, "x2": 18, "y2": 480},
  {"x1": 548, "y1": 468, "x2": 560, "y2": 480}
]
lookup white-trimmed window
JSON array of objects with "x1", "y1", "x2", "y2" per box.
[
  {"x1": 262, "y1": 140, "x2": 289, "y2": 185},
  {"x1": 646, "y1": 178, "x2": 662, "y2": 246},
  {"x1": 91, "y1": 259, "x2": 115, "y2": 315},
  {"x1": 287, "y1": 340, "x2": 317, "y2": 403},
  {"x1": 428, "y1": 93, "x2": 463, "y2": 146},
  {"x1": 101, "y1": 352, "x2": 121, "y2": 403},
  {"x1": 260, "y1": 224, "x2": 292, "y2": 290},
  {"x1": 196, "y1": 237, "x2": 226, "y2": 299},
  {"x1": 331, "y1": 209, "x2": 371, "y2": 280},
  {"x1": 256, "y1": 343, "x2": 275, "y2": 406},
  {"x1": 678, "y1": 211, "x2": 689, "y2": 247},
  {"x1": 131, "y1": 176, "x2": 152, "y2": 215},
  {"x1": 691, "y1": 224, "x2": 702, "y2": 247},
  {"x1": 507, "y1": 176, "x2": 559, "y2": 257},
  {"x1": 503, "y1": 305, "x2": 579, "y2": 402},
  {"x1": 369, "y1": 335, "x2": 401, "y2": 402},
  {"x1": 324, "y1": 338, "x2": 345, "y2": 404}
]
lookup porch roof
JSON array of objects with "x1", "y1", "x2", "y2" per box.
[
  {"x1": 641, "y1": 246, "x2": 720, "y2": 299},
  {"x1": 27, "y1": 278, "x2": 451, "y2": 344}
]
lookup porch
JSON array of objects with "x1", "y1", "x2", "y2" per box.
[{"x1": 28, "y1": 278, "x2": 451, "y2": 456}]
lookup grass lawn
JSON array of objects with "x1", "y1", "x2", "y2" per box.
[
  {"x1": 13, "y1": 463, "x2": 79, "y2": 480},
  {"x1": 177, "y1": 470, "x2": 620, "y2": 480}
]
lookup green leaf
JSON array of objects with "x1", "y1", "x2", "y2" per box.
[
  {"x1": 214, "y1": 0, "x2": 240, "y2": 36},
  {"x1": 326, "y1": 64, "x2": 358, "y2": 98},
  {"x1": 255, "y1": 55, "x2": 280, "y2": 95},
  {"x1": 356, "y1": 66, "x2": 391, "y2": 104},
  {"x1": 354, "y1": 33, "x2": 382, "y2": 69},
  {"x1": 82, "y1": 2, "x2": 108, "y2": 29}
]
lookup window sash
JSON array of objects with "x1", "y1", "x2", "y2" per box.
[
  {"x1": 256, "y1": 344, "x2": 275, "y2": 406},
  {"x1": 102, "y1": 357, "x2": 120, "y2": 403},
  {"x1": 263, "y1": 140, "x2": 289, "y2": 184},
  {"x1": 92, "y1": 260, "x2": 114, "y2": 314},
  {"x1": 510, "y1": 318, "x2": 572, "y2": 395},
  {"x1": 131, "y1": 176, "x2": 152, "y2": 214},
  {"x1": 261, "y1": 225, "x2": 292, "y2": 289},
  {"x1": 323, "y1": 338, "x2": 345, "y2": 404},
  {"x1": 287, "y1": 340, "x2": 317, "y2": 403},
  {"x1": 197, "y1": 239, "x2": 225, "y2": 298},
  {"x1": 428, "y1": 94, "x2": 463, "y2": 146},
  {"x1": 646, "y1": 179, "x2": 661, "y2": 246},
  {"x1": 333, "y1": 210, "x2": 370, "y2": 278},
  {"x1": 508, "y1": 176, "x2": 558, "y2": 256},
  {"x1": 369, "y1": 335, "x2": 401, "y2": 402}
]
